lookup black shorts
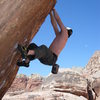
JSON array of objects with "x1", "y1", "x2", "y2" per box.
[
  {"x1": 27, "y1": 43, "x2": 58, "y2": 66},
  {"x1": 39, "y1": 52, "x2": 57, "y2": 66}
]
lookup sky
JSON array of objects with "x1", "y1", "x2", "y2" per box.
[{"x1": 18, "y1": 0, "x2": 100, "y2": 76}]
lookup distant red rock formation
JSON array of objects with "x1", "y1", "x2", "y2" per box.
[{"x1": 8, "y1": 74, "x2": 43, "y2": 92}]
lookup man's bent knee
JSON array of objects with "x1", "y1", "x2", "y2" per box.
[
  {"x1": 40, "y1": 45, "x2": 48, "y2": 50},
  {"x1": 27, "y1": 43, "x2": 38, "y2": 52}
]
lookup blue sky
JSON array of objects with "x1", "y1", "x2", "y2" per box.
[{"x1": 18, "y1": 0, "x2": 100, "y2": 76}]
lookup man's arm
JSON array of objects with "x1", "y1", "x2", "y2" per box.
[
  {"x1": 53, "y1": 8, "x2": 65, "y2": 31},
  {"x1": 50, "y1": 11, "x2": 59, "y2": 36}
]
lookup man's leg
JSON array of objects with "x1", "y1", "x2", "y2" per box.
[
  {"x1": 17, "y1": 43, "x2": 38, "y2": 67},
  {"x1": 17, "y1": 43, "x2": 59, "y2": 74},
  {"x1": 17, "y1": 44, "x2": 57, "y2": 67}
]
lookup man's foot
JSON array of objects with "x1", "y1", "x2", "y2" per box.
[
  {"x1": 17, "y1": 60, "x2": 29, "y2": 67},
  {"x1": 51, "y1": 64, "x2": 59, "y2": 74},
  {"x1": 66, "y1": 27, "x2": 73, "y2": 38},
  {"x1": 17, "y1": 44, "x2": 27, "y2": 59}
]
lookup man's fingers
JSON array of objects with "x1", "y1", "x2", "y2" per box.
[
  {"x1": 53, "y1": 7, "x2": 55, "y2": 10},
  {"x1": 53, "y1": 8, "x2": 56, "y2": 12}
]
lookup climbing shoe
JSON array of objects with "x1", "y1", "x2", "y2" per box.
[
  {"x1": 51, "y1": 64, "x2": 59, "y2": 74},
  {"x1": 17, "y1": 44, "x2": 27, "y2": 59},
  {"x1": 17, "y1": 61, "x2": 29, "y2": 67},
  {"x1": 66, "y1": 27, "x2": 73, "y2": 38}
]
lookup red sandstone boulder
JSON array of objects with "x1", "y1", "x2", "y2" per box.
[{"x1": 0, "y1": 0, "x2": 56, "y2": 99}]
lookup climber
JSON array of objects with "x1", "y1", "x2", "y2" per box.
[{"x1": 17, "y1": 8, "x2": 73, "y2": 74}]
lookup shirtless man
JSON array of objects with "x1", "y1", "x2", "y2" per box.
[{"x1": 17, "y1": 8, "x2": 73, "y2": 74}]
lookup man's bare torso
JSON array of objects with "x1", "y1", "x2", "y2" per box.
[{"x1": 49, "y1": 29, "x2": 68, "y2": 56}]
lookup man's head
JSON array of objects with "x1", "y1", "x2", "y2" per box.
[{"x1": 66, "y1": 27, "x2": 73, "y2": 38}]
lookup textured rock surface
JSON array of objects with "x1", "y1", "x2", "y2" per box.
[
  {"x1": 92, "y1": 78, "x2": 100, "y2": 100},
  {"x1": 3, "y1": 70, "x2": 87, "y2": 100},
  {"x1": 84, "y1": 51, "x2": 100, "y2": 100},
  {"x1": 3, "y1": 91, "x2": 87, "y2": 100},
  {"x1": 42, "y1": 70, "x2": 87, "y2": 98},
  {"x1": 0, "y1": 0, "x2": 56, "y2": 99},
  {"x1": 84, "y1": 51, "x2": 100, "y2": 78},
  {"x1": 7, "y1": 74, "x2": 43, "y2": 92}
]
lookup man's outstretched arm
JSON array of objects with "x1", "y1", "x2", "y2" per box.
[
  {"x1": 50, "y1": 11, "x2": 59, "y2": 36},
  {"x1": 53, "y1": 8, "x2": 65, "y2": 31}
]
